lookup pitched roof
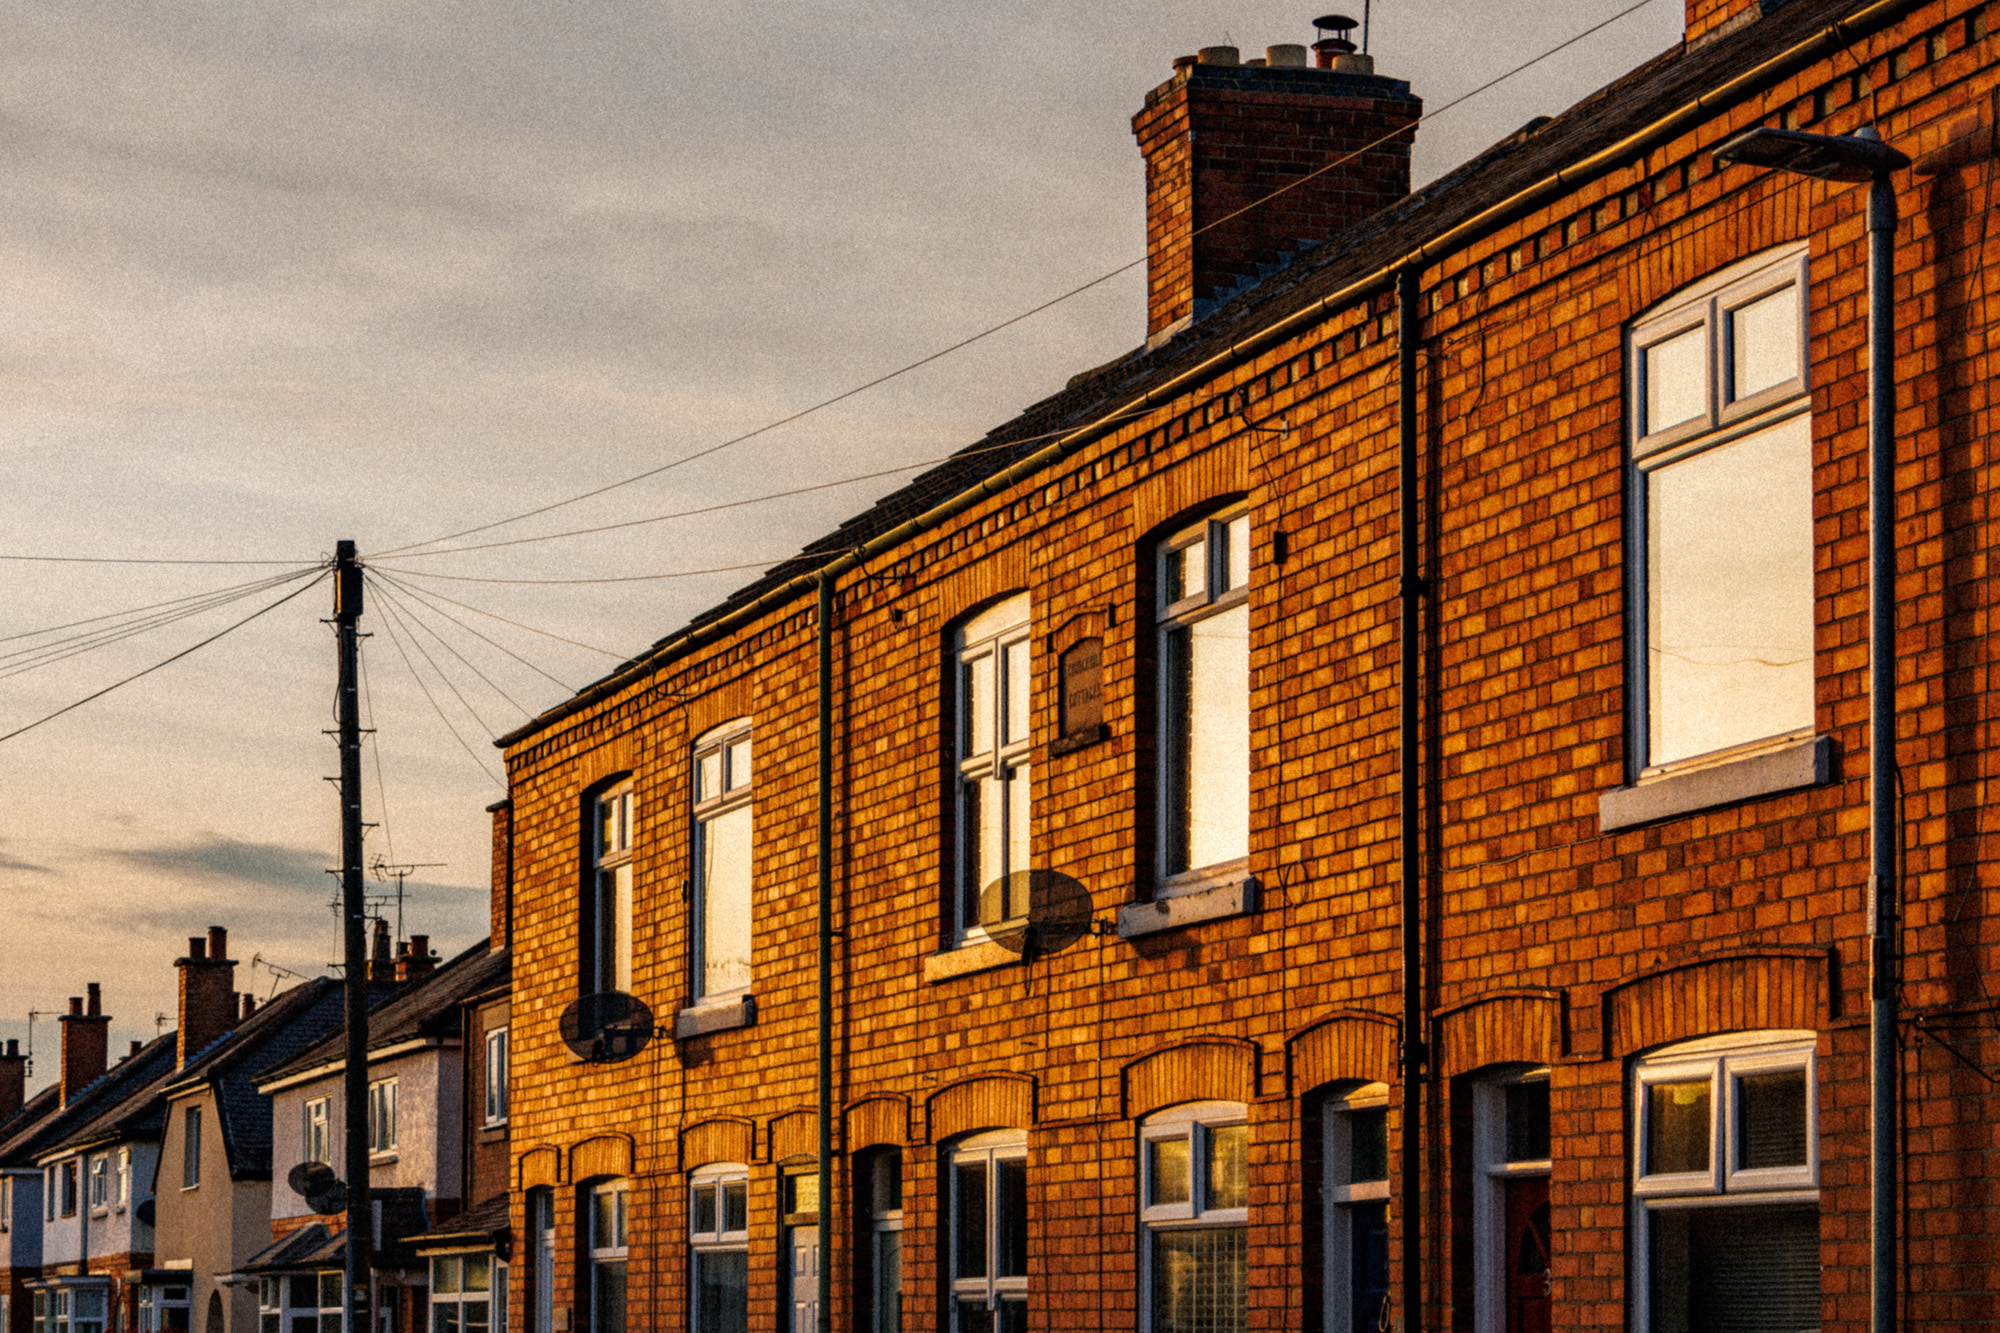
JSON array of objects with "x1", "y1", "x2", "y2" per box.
[
  {"x1": 502, "y1": 0, "x2": 1890, "y2": 746},
  {"x1": 240, "y1": 1189, "x2": 436, "y2": 1273},
  {"x1": 163, "y1": 978, "x2": 355, "y2": 1180},
  {"x1": 409, "y1": 1194, "x2": 512, "y2": 1253},
  {"x1": 1, "y1": 1035, "x2": 180, "y2": 1165},
  {"x1": 258, "y1": 943, "x2": 506, "y2": 1087}
]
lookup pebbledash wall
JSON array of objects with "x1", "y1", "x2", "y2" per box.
[{"x1": 494, "y1": 0, "x2": 2000, "y2": 1330}]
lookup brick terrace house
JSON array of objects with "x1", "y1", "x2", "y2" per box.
[
  {"x1": 248, "y1": 940, "x2": 504, "y2": 1333},
  {"x1": 492, "y1": 0, "x2": 2000, "y2": 1330}
]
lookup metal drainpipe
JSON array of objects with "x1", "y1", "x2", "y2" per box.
[
  {"x1": 1864, "y1": 142, "x2": 1899, "y2": 1333},
  {"x1": 1396, "y1": 266, "x2": 1424, "y2": 1333},
  {"x1": 816, "y1": 572, "x2": 835, "y2": 1333}
]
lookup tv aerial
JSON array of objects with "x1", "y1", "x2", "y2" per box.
[{"x1": 559, "y1": 992, "x2": 655, "y2": 1063}]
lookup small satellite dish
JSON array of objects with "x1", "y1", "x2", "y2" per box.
[
  {"x1": 288, "y1": 1161, "x2": 349, "y2": 1215},
  {"x1": 982, "y1": 870, "x2": 1094, "y2": 958},
  {"x1": 559, "y1": 992, "x2": 655, "y2": 1063}
]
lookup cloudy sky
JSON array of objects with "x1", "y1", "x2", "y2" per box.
[{"x1": 0, "y1": 0, "x2": 1681, "y2": 1089}]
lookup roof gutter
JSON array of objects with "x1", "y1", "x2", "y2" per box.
[{"x1": 499, "y1": 0, "x2": 1922, "y2": 750}]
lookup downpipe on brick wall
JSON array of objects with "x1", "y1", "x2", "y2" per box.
[
  {"x1": 1396, "y1": 267, "x2": 1425, "y2": 1333},
  {"x1": 817, "y1": 573, "x2": 835, "y2": 1333}
]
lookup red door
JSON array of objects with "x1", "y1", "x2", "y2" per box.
[{"x1": 1504, "y1": 1178, "x2": 1551, "y2": 1333}]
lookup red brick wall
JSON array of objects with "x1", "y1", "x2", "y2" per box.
[{"x1": 501, "y1": 5, "x2": 2000, "y2": 1331}]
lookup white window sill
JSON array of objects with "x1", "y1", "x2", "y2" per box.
[
  {"x1": 1598, "y1": 733, "x2": 1831, "y2": 831},
  {"x1": 674, "y1": 992, "x2": 756, "y2": 1039},
  {"x1": 922, "y1": 938, "x2": 1022, "y2": 984},
  {"x1": 1118, "y1": 871, "x2": 1257, "y2": 939}
]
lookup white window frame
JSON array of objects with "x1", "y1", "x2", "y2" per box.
[
  {"x1": 429, "y1": 1254, "x2": 504, "y2": 1333},
  {"x1": 948, "y1": 1130, "x2": 1029, "y2": 1327},
  {"x1": 1156, "y1": 508, "x2": 1252, "y2": 896},
  {"x1": 590, "y1": 780, "x2": 635, "y2": 996},
  {"x1": 1630, "y1": 1031, "x2": 1819, "y2": 1333},
  {"x1": 304, "y1": 1098, "x2": 331, "y2": 1165},
  {"x1": 256, "y1": 1271, "x2": 342, "y2": 1333},
  {"x1": 367, "y1": 1078, "x2": 399, "y2": 1156},
  {"x1": 1138, "y1": 1102, "x2": 1249, "y2": 1333},
  {"x1": 1627, "y1": 244, "x2": 1814, "y2": 774},
  {"x1": 1, "y1": 1172, "x2": 11, "y2": 1232},
  {"x1": 86, "y1": 1156, "x2": 106, "y2": 1213},
  {"x1": 1318, "y1": 1084, "x2": 1391, "y2": 1333},
  {"x1": 861, "y1": 1149, "x2": 903, "y2": 1333},
  {"x1": 688, "y1": 1164, "x2": 749, "y2": 1333},
  {"x1": 114, "y1": 1148, "x2": 130, "y2": 1211},
  {"x1": 137, "y1": 1284, "x2": 190, "y2": 1333},
  {"x1": 1470, "y1": 1066, "x2": 1552, "y2": 1333},
  {"x1": 587, "y1": 1179, "x2": 628, "y2": 1333},
  {"x1": 484, "y1": 1028, "x2": 510, "y2": 1126},
  {"x1": 953, "y1": 594, "x2": 1033, "y2": 943},
  {"x1": 692, "y1": 723, "x2": 754, "y2": 1002}
]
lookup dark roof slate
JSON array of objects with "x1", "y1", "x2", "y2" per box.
[
  {"x1": 409, "y1": 1194, "x2": 512, "y2": 1252},
  {"x1": 509, "y1": 0, "x2": 1866, "y2": 741},
  {"x1": 3, "y1": 1035, "x2": 180, "y2": 1163},
  {"x1": 259, "y1": 943, "x2": 506, "y2": 1086}
]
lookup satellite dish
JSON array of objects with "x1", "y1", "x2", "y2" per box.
[
  {"x1": 559, "y1": 992, "x2": 655, "y2": 1063},
  {"x1": 982, "y1": 870, "x2": 1094, "y2": 958},
  {"x1": 288, "y1": 1161, "x2": 349, "y2": 1215}
]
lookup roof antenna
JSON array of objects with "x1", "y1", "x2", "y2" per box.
[{"x1": 1363, "y1": 0, "x2": 1372, "y2": 53}]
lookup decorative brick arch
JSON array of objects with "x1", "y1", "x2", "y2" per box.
[
  {"x1": 680, "y1": 1117, "x2": 754, "y2": 1172},
  {"x1": 1435, "y1": 989, "x2": 1566, "y2": 1077},
  {"x1": 1122, "y1": 1038, "x2": 1257, "y2": 1119},
  {"x1": 768, "y1": 1109, "x2": 820, "y2": 1163},
  {"x1": 570, "y1": 1133, "x2": 634, "y2": 1183},
  {"x1": 1285, "y1": 1011, "x2": 1398, "y2": 1094},
  {"x1": 925, "y1": 1074, "x2": 1036, "y2": 1143},
  {"x1": 845, "y1": 1095, "x2": 910, "y2": 1151},
  {"x1": 1603, "y1": 947, "x2": 1831, "y2": 1058},
  {"x1": 516, "y1": 1145, "x2": 562, "y2": 1189}
]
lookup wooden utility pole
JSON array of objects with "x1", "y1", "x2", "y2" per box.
[{"x1": 334, "y1": 540, "x2": 373, "y2": 1333}]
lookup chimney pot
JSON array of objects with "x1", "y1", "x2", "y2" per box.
[
  {"x1": 1197, "y1": 45, "x2": 1240, "y2": 66},
  {"x1": 370, "y1": 919, "x2": 396, "y2": 983},
  {"x1": 242, "y1": 993, "x2": 257, "y2": 1020},
  {"x1": 129, "y1": 1040, "x2": 143, "y2": 1057},
  {"x1": 0, "y1": 1039, "x2": 24, "y2": 1122},
  {"x1": 207, "y1": 926, "x2": 229, "y2": 960},
  {"x1": 87, "y1": 983, "x2": 101, "y2": 1017},
  {"x1": 5, "y1": 1039, "x2": 17, "y2": 1056},
  {"x1": 188, "y1": 937, "x2": 206, "y2": 961},
  {"x1": 69, "y1": 996, "x2": 83, "y2": 1017},
  {"x1": 1267, "y1": 44, "x2": 1309, "y2": 67}
]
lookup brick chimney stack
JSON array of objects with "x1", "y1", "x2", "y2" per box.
[
  {"x1": 1685, "y1": 0, "x2": 1765, "y2": 44},
  {"x1": 59, "y1": 985, "x2": 110, "y2": 1105},
  {"x1": 0, "y1": 1039, "x2": 25, "y2": 1123},
  {"x1": 370, "y1": 918, "x2": 396, "y2": 982},
  {"x1": 396, "y1": 935, "x2": 437, "y2": 984},
  {"x1": 1133, "y1": 38, "x2": 1421, "y2": 344},
  {"x1": 177, "y1": 926, "x2": 237, "y2": 1068}
]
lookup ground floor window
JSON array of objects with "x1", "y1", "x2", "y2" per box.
[
  {"x1": 949, "y1": 1131, "x2": 1028, "y2": 1333},
  {"x1": 689, "y1": 1164, "x2": 749, "y2": 1333},
  {"x1": 1632, "y1": 1031, "x2": 1818, "y2": 1333},
  {"x1": 782, "y1": 1170, "x2": 821, "y2": 1333},
  {"x1": 857, "y1": 1148, "x2": 902, "y2": 1333},
  {"x1": 258, "y1": 1272, "x2": 342, "y2": 1333},
  {"x1": 35, "y1": 1288, "x2": 109, "y2": 1333},
  {"x1": 431, "y1": 1255, "x2": 506, "y2": 1333},
  {"x1": 137, "y1": 1286, "x2": 191, "y2": 1333},
  {"x1": 1140, "y1": 1102, "x2": 1248, "y2": 1333},
  {"x1": 1317, "y1": 1083, "x2": 1390, "y2": 1333},
  {"x1": 1472, "y1": 1066, "x2": 1552, "y2": 1333},
  {"x1": 587, "y1": 1180, "x2": 628, "y2": 1333}
]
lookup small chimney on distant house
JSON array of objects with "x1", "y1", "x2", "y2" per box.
[
  {"x1": 396, "y1": 936, "x2": 437, "y2": 984},
  {"x1": 1133, "y1": 18, "x2": 1422, "y2": 344},
  {"x1": 176, "y1": 927, "x2": 237, "y2": 1068},
  {"x1": 0, "y1": 1039, "x2": 26, "y2": 1123},
  {"x1": 60, "y1": 986, "x2": 111, "y2": 1105},
  {"x1": 369, "y1": 918, "x2": 396, "y2": 982},
  {"x1": 241, "y1": 993, "x2": 258, "y2": 1021}
]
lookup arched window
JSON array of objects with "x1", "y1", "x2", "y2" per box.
[
  {"x1": 1138, "y1": 1101, "x2": 1247, "y2": 1333},
  {"x1": 952, "y1": 595, "x2": 1032, "y2": 941},
  {"x1": 947, "y1": 1130, "x2": 1028, "y2": 1331},
  {"x1": 1630, "y1": 1031, "x2": 1817, "y2": 1333}
]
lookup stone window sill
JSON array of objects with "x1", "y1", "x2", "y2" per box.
[
  {"x1": 921, "y1": 939, "x2": 1021, "y2": 984},
  {"x1": 1117, "y1": 873, "x2": 1258, "y2": 939},
  {"x1": 675, "y1": 993, "x2": 756, "y2": 1039},
  {"x1": 1598, "y1": 734, "x2": 1833, "y2": 832}
]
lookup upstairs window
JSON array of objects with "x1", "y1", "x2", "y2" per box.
[
  {"x1": 61, "y1": 1161, "x2": 79, "y2": 1213},
  {"x1": 1157, "y1": 509, "x2": 1251, "y2": 891},
  {"x1": 88, "y1": 1156, "x2": 107, "y2": 1211},
  {"x1": 304, "y1": 1098, "x2": 331, "y2": 1165},
  {"x1": 368, "y1": 1078, "x2": 399, "y2": 1155},
  {"x1": 1629, "y1": 247, "x2": 1813, "y2": 771},
  {"x1": 484, "y1": 1028, "x2": 510, "y2": 1126},
  {"x1": 949, "y1": 1131, "x2": 1028, "y2": 1333},
  {"x1": 181, "y1": 1110, "x2": 201, "y2": 1190},
  {"x1": 693, "y1": 724, "x2": 754, "y2": 1000},
  {"x1": 953, "y1": 595, "x2": 1032, "y2": 940},
  {"x1": 588, "y1": 781, "x2": 635, "y2": 995},
  {"x1": 689, "y1": 1164, "x2": 749, "y2": 1333},
  {"x1": 1632, "y1": 1032, "x2": 1818, "y2": 1333},
  {"x1": 115, "y1": 1148, "x2": 130, "y2": 1209},
  {"x1": 1140, "y1": 1102, "x2": 1249, "y2": 1333}
]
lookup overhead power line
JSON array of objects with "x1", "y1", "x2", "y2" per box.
[
  {"x1": 0, "y1": 570, "x2": 327, "y2": 747},
  {"x1": 376, "y1": 0, "x2": 1665, "y2": 564},
  {"x1": 0, "y1": 554, "x2": 315, "y2": 566}
]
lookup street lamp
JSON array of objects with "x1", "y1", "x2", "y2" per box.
[{"x1": 1713, "y1": 124, "x2": 1910, "y2": 1333}]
